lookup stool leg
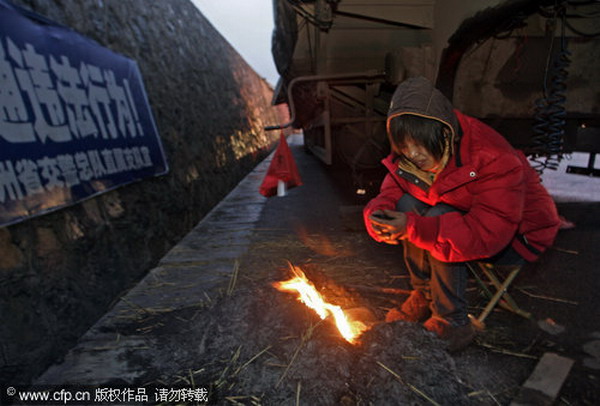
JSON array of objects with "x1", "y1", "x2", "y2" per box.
[
  {"x1": 467, "y1": 263, "x2": 494, "y2": 299},
  {"x1": 477, "y1": 268, "x2": 520, "y2": 324},
  {"x1": 480, "y1": 264, "x2": 532, "y2": 320},
  {"x1": 481, "y1": 265, "x2": 520, "y2": 311}
]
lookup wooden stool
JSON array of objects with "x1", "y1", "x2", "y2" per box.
[{"x1": 467, "y1": 262, "x2": 532, "y2": 329}]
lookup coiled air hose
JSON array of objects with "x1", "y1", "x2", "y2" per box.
[{"x1": 531, "y1": 8, "x2": 571, "y2": 174}]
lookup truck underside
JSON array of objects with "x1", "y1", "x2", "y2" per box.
[{"x1": 269, "y1": 0, "x2": 600, "y2": 192}]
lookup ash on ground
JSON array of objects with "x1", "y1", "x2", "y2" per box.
[{"x1": 123, "y1": 270, "x2": 471, "y2": 405}]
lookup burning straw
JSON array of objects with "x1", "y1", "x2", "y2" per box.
[{"x1": 272, "y1": 262, "x2": 370, "y2": 345}]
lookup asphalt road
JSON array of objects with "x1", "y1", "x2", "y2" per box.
[
  {"x1": 256, "y1": 134, "x2": 600, "y2": 404},
  {"x1": 31, "y1": 133, "x2": 600, "y2": 405}
]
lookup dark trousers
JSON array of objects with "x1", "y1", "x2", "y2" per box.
[{"x1": 396, "y1": 194, "x2": 525, "y2": 326}]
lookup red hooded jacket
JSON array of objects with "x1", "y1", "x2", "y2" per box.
[{"x1": 364, "y1": 77, "x2": 560, "y2": 263}]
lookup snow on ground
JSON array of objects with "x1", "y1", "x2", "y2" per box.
[{"x1": 536, "y1": 152, "x2": 600, "y2": 202}]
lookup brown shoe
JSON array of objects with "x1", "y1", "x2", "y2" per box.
[
  {"x1": 385, "y1": 290, "x2": 431, "y2": 323},
  {"x1": 423, "y1": 316, "x2": 476, "y2": 352}
]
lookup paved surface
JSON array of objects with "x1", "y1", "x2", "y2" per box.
[
  {"x1": 33, "y1": 134, "x2": 600, "y2": 404},
  {"x1": 35, "y1": 138, "x2": 277, "y2": 386}
]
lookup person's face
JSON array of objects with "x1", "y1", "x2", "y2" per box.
[{"x1": 393, "y1": 137, "x2": 440, "y2": 171}]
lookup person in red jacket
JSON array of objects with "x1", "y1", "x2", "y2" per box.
[{"x1": 364, "y1": 76, "x2": 560, "y2": 351}]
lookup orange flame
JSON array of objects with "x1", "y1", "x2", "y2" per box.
[{"x1": 273, "y1": 264, "x2": 368, "y2": 344}]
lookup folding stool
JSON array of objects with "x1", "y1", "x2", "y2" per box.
[{"x1": 467, "y1": 262, "x2": 532, "y2": 328}]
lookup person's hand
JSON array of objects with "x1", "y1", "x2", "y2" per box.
[{"x1": 368, "y1": 209, "x2": 407, "y2": 245}]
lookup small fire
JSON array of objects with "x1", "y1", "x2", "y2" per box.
[{"x1": 273, "y1": 264, "x2": 368, "y2": 344}]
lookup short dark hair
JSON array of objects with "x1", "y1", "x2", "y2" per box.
[{"x1": 388, "y1": 114, "x2": 447, "y2": 161}]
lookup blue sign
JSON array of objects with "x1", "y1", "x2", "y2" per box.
[{"x1": 0, "y1": 0, "x2": 169, "y2": 227}]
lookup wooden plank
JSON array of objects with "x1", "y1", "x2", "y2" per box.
[{"x1": 511, "y1": 352, "x2": 575, "y2": 406}]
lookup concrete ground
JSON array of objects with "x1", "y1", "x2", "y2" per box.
[{"x1": 24, "y1": 134, "x2": 600, "y2": 405}]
